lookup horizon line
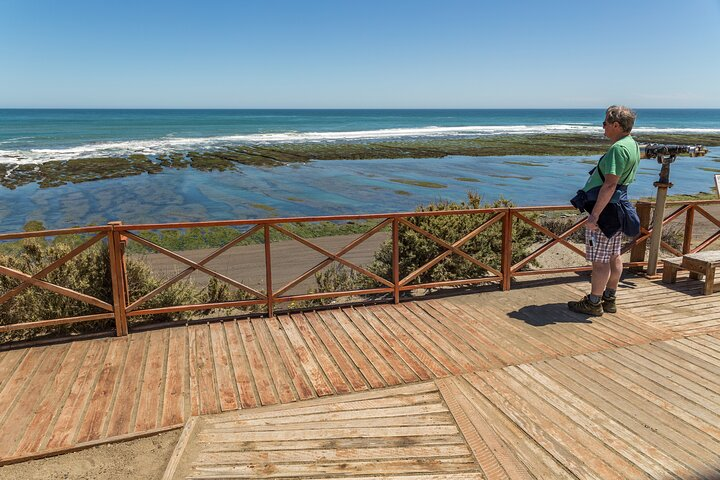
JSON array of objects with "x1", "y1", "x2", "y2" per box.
[{"x1": 3, "y1": 106, "x2": 720, "y2": 110}]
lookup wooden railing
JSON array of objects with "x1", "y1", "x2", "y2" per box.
[{"x1": 2, "y1": 199, "x2": 719, "y2": 340}]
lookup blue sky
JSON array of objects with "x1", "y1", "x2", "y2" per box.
[{"x1": 1, "y1": 0, "x2": 719, "y2": 108}]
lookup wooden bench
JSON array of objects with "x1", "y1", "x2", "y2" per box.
[{"x1": 662, "y1": 251, "x2": 720, "y2": 295}]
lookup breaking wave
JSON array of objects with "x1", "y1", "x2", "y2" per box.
[{"x1": 2, "y1": 124, "x2": 719, "y2": 164}]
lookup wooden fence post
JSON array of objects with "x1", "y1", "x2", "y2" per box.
[
  {"x1": 264, "y1": 225, "x2": 274, "y2": 317},
  {"x1": 629, "y1": 201, "x2": 652, "y2": 272},
  {"x1": 393, "y1": 218, "x2": 400, "y2": 304},
  {"x1": 501, "y1": 209, "x2": 512, "y2": 291},
  {"x1": 683, "y1": 206, "x2": 695, "y2": 254},
  {"x1": 108, "y1": 221, "x2": 128, "y2": 336}
]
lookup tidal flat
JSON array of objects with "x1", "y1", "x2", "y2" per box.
[
  {"x1": 1, "y1": 134, "x2": 719, "y2": 232},
  {"x1": 2, "y1": 133, "x2": 719, "y2": 189}
]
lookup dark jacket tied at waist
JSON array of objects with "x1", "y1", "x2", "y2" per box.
[{"x1": 570, "y1": 185, "x2": 641, "y2": 238}]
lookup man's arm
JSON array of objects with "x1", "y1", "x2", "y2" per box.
[{"x1": 586, "y1": 173, "x2": 619, "y2": 231}]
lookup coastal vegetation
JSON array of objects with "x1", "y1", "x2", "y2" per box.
[
  {"x1": 312, "y1": 194, "x2": 538, "y2": 302},
  {"x1": 2, "y1": 132, "x2": 719, "y2": 190}
]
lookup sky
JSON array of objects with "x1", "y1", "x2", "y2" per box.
[{"x1": 1, "y1": 0, "x2": 719, "y2": 109}]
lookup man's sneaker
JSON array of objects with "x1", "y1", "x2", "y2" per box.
[
  {"x1": 568, "y1": 295, "x2": 603, "y2": 316},
  {"x1": 602, "y1": 295, "x2": 617, "y2": 313}
]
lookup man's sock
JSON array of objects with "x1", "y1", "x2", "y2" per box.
[
  {"x1": 588, "y1": 293, "x2": 601, "y2": 304},
  {"x1": 603, "y1": 288, "x2": 616, "y2": 299}
]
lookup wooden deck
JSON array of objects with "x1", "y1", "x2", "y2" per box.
[
  {"x1": 164, "y1": 334, "x2": 720, "y2": 479},
  {"x1": 0, "y1": 272, "x2": 718, "y2": 476}
]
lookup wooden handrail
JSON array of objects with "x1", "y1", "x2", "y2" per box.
[{"x1": 1, "y1": 198, "x2": 718, "y2": 341}]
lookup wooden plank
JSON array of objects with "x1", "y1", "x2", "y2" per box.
[
  {"x1": 472, "y1": 370, "x2": 626, "y2": 480},
  {"x1": 193, "y1": 325, "x2": 221, "y2": 415},
  {"x1": 0, "y1": 344, "x2": 69, "y2": 458},
  {"x1": 632, "y1": 342, "x2": 720, "y2": 397},
  {"x1": 264, "y1": 316, "x2": 315, "y2": 401},
  {"x1": 224, "y1": 320, "x2": 260, "y2": 409},
  {"x1": 192, "y1": 444, "x2": 471, "y2": 464},
  {"x1": 422, "y1": 301, "x2": 518, "y2": 366},
  {"x1": 104, "y1": 333, "x2": 148, "y2": 438},
  {"x1": 73, "y1": 337, "x2": 128, "y2": 444},
  {"x1": 677, "y1": 336, "x2": 720, "y2": 362},
  {"x1": 188, "y1": 457, "x2": 479, "y2": 478},
  {"x1": 507, "y1": 364, "x2": 672, "y2": 479},
  {"x1": 277, "y1": 314, "x2": 334, "y2": 397},
  {"x1": 432, "y1": 300, "x2": 537, "y2": 363},
  {"x1": 290, "y1": 313, "x2": 352, "y2": 394},
  {"x1": 538, "y1": 359, "x2": 697, "y2": 479},
  {"x1": 437, "y1": 377, "x2": 529, "y2": 480},
  {"x1": 451, "y1": 374, "x2": 576, "y2": 480},
  {"x1": 208, "y1": 412, "x2": 454, "y2": 432},
  {"x1": 499, "y1": 365, "x2": 650, "y2": 479},
  {"x1": 210, "y1": 404, "x2": 449, "y2": 429},
  {"x1": 251, "y1": 317, "x2": 297, "y2": 404},
  {"x1": 198, "y1": 434, "x2": 465, "y2": 452},
  {"x1": 237, "y1": 319, "x2": 279, "y2": 405},
  {"x1": 344, "y1": 307, "x2": 419, "y2": 384},
  {"x1": 0, "y1": 348, "x2": 48, "y2": 428},
  {"x1": 435, "y1": 300, "x2": 541, "y2": 363},
  {"x1": 202, "y1": 475, "x2": 485, "y2": 480},
  {"x1": 161, "y1": 326, "x2": 189, "y2": 427},
  {"x1": 404, "y1": 302, "x2": 494, "y2": 369},
  {"x1": 203, "y1": 383, "x2": 440, "y2": 424},
  {"x1": 381, "y1": 304, "x2": 463, "y2": 375},
  {"x1": 392, "y1": 304, "x2": 475, "y2": 373},
  {"x1": 614, "y1": 346, "x2": 720, "y2": 408},
  {"x1": 11, "y1": 342, "x2": 89, "y2": 454},
  {"x1": 134, "y1": 329, "x2": 168, "y2": 431},
  {"x1": 46, "y1": 340, "x2": 111, "y2": 449},
  {"x1": 550, "y1": 356, "x2": 717, "y2": 476},
  {"x1": 696, "y1": 334, "x2": 720, "y2": 353},
  {"x1": 659, "y1": 338, "x2": 720, "y2": 375},
  {"x1": 352, "y1": 307, "x2": 435, "y2": 382},
  {"x1": 208, "y1": 323, "x2": 239, "y2": 412},
  {"x1": 368, "y1": 305, "x2": 450, "y2": 378},
  {"x1": 589, "y1": 350, "x2": 720, "y2": 439},
  {"x1": 0, "y1": 349, "x2": 28, "y2": 394},
  {"x1": 303, "y1": 311, "x2": 369, "y2": 391},
  {"x1": 196, "y1": 424, "x2": 461, "y2": 442},
  {"x1": 330, "y1": 309, "x2": 401, "y2": 387},
  {"x1": 319, "y1": 309, "x2": 386, "y2": 389}
]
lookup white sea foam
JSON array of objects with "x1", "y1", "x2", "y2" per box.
[{"x1": 1, "y1": 124, "x2": 719, "y2": 164}]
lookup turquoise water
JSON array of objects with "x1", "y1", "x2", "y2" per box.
[{"x1": 1, "y1": 109, "x2": 719, "y2": 231}]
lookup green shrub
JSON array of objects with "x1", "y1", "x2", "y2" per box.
[
  {"x1": 538, "y1": 215, "x2": 586, "y2": 243},
  {"x1": 199, "y1": 277, "x2": 262, "y2": 316},
  {"x1": 0, "y1": 238, "x2": 198, "y2": 342},
  {"x1": 312, "y1": 193, "x2": 539, "y2": 303}
]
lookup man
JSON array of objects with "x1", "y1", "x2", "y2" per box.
[{"x1": 568, "y1": 105, "x2": 640, "y2": 316}]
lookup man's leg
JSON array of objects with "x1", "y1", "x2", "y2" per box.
[
  {"x1": 606, "y1": 254, "x2": 623, "y2": 290},
  {"x1": 591, "y1": 261, "x2": 611, "y2": 296}
]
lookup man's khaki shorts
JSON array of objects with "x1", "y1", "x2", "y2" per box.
[{"x1": 586, "y1": 229, "x2": 622, "y2": 263}]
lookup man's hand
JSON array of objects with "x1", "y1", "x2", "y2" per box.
[{"x1": 586, "y1": 213, "x2": 599, "y2": 231}]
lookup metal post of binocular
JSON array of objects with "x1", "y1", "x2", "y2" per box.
[{"x1": 643, "y1": 144, "x2": 708, "y2": 276}]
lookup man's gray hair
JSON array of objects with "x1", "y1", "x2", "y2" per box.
[{"x1": 606, "y1": 105, "x2": 637, "y2": 133}]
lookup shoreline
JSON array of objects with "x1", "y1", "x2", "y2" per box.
[{"x1": 2, "y1": 132, "x2": 720, "y2": 190}]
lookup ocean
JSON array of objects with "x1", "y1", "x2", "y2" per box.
[
  {"x1": 1, "y1": 109, "x2": 719, "y2": 231},
  {"x1": 2, "y1": 109, "x2": 720, "y2": 164}
]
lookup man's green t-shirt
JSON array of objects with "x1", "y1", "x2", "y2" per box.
[{"x1": 583, "y1": 135, "x2": 640, "y2": 192}]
